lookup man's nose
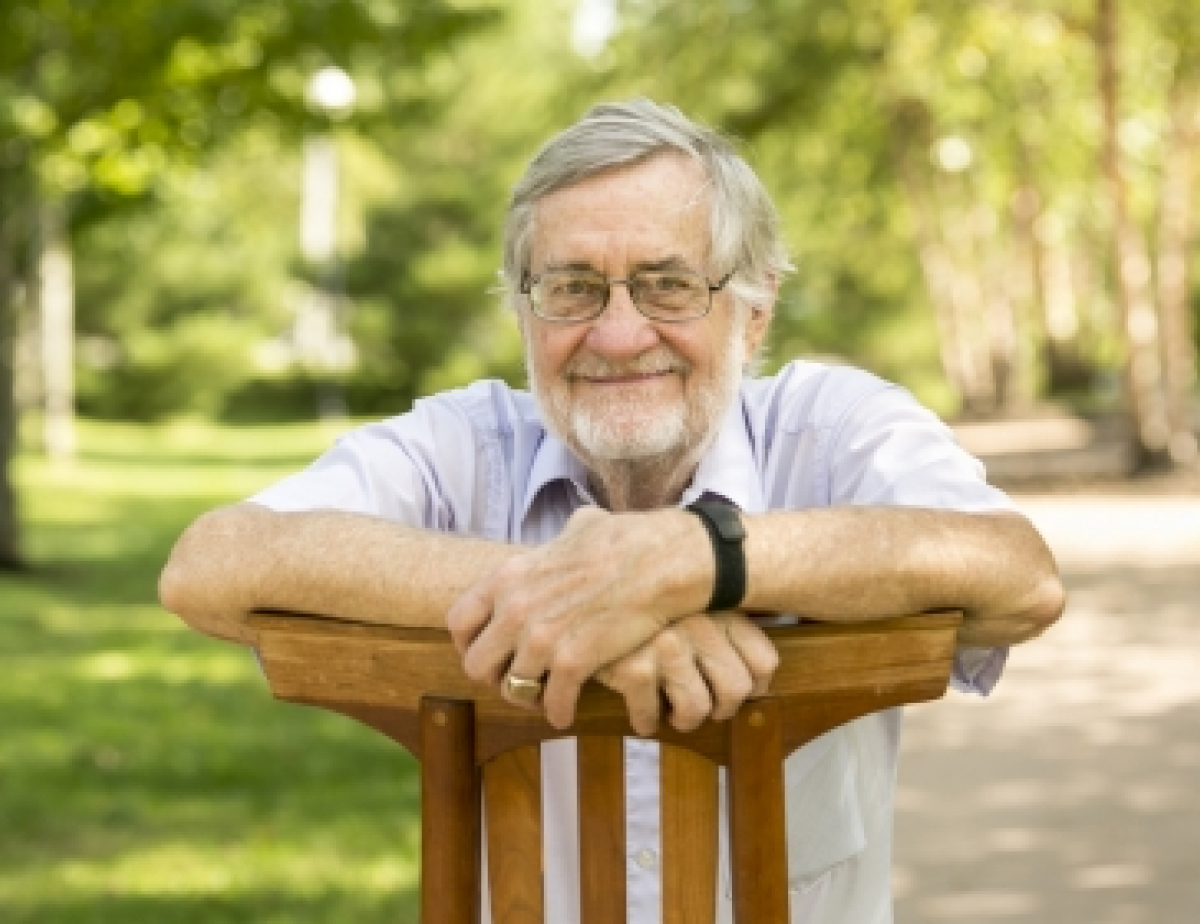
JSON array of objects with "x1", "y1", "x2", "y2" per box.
[{"x1": 583, "y1": 282, "x2": 659, "y2": 358}]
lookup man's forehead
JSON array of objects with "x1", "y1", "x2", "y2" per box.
[
  {"x1": 529, "y1": 154, "x2": 712, "y2": 263},
  {"x1": 536, "y1": 153, "x2": 709, "y2": 213}
]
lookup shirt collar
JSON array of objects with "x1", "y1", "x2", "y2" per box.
[
  {"x1": 520, "y1": 387, "x2": 765, "y2": 523},
  {"x1": 521, "y1": 425, "x2": 595, "y2": 517},
  {"x1": 679, "y1": 391, "x2": 765, "y2": 514}
]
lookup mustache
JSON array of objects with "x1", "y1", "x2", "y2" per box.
[{"x1": 565, "y1": 350, "x2": 690, "y2": 378}]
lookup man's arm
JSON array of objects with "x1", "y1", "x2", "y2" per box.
[
  {"x1": 449, "y1": 504, "x2": 1065, "y2": 728},
  {"x1": 159, "y1": 501, "x2": 778, "y2": 731},
  {"x1": 158, "y1": 501, "x2": 520, "y2": 644},
  {"x1": 742, "y1": 506, "x2": 1065, "y2": 647}
]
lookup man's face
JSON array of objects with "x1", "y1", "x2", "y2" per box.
[{"x1": 521, "y1": 154, "x2": 772, "y2": 467}]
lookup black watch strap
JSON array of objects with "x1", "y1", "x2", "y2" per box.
[{"x1": 686, "y1": 500, "x2": 747, "y2": 612}]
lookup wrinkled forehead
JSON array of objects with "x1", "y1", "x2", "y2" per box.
[{"x1": 529, "y1": 154, "x2": 713, "y2": 270}]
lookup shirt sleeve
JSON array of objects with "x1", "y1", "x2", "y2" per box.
[
  {"x1": 248, "y1": 393, "x2": 482, "y2": 533},
  {"x1": 828, "y1": 382, "x2": 1014, "y2": 695}
]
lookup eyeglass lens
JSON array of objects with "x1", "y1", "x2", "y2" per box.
[{"x1": 533, "y1": 270, "x2": 711, "y2": 321}]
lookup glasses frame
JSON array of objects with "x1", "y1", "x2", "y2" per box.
[{"x1": 519, "y1": 267, "x2": 735, "y2": 323}]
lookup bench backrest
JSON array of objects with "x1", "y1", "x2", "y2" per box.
[{"x1": 250, "y1": 612, "x2": 961, "y2": 923}]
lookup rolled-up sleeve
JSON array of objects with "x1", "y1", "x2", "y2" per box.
[
  {"x1": 829, "y1": 384, "x2": 1014, "y2": 695},
  {"x1": 249, "y1": 394, "x2": 481, "y2": 532}
]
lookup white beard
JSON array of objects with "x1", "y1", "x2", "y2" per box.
[{"x1": 527, "y1": 337, "x2": 746, "y2": 463}]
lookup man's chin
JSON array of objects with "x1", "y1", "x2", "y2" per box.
[{"x1": 568, "y1": 413, "x2": 690, "y2": 462}]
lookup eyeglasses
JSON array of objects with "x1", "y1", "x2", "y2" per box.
[{"x1": 520, "y1": 267, "x2": 734, "y2": 323}]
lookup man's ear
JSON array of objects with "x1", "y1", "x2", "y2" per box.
[{"x1": 741, "y1": 274, "x2": 779, "y2": 358}]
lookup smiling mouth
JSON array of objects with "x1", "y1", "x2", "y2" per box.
[{"x1": 577, "y1": 370, "x2": 675, "y2": 385}]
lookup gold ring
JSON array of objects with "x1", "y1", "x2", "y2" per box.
[{"x1": 503, "y1": 672, "x2": 544, "y2": 706}]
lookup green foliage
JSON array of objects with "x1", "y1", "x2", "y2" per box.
[
  {"x1": 8, "y1": 0, "x2": 1200, "y2": 425},
  {"x1": 1, "y1": 0, "x2": 504, "y2": 426},
  {"x1": 72, "y1": 131, "x2": 299, "y2": 421},
  {"x1": 1, "y1": 419, "x2": 421, "y2": 921},
  {"x1": 0, "y1": 0, "x2": 499, "y2": 198}
]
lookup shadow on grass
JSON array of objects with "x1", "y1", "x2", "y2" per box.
[
  {"x1": 1, "y1": 624, "x2": 425, "y2": 919},
  {"x1": 14, "y1": 492, "x2": 223, "y2": 608},
  {"x1": 74, "y1": 448, "x2": 327, "y2": 472},
  {"x1": 3, "y1": 423, "x2": 428, "y2": 922},
  {"x1": 3, "y1": 884, "x2": 419, "y2": 924}
]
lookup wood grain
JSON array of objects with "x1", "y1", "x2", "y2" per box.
[
  {"x1": 661, "y1": 744, "x2": 718, "y2": 924},
  {"x1": 420, "y1": 697, "x2": 480, "y2": 924},
  {"x1": 484, "y1": 746, "x2": 544, "y2": 924},
  {"x1": 729, "y1": 700, "x2": 789, "y2": 924},
  {"x1": 577, "y1": 736, "x2": 626, "y2": 924}
]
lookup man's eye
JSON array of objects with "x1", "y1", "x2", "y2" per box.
[
  {"x1": 645, "y1": 273, "x2": 699, "y2": 293},
  {"x1": 547, "y1": 276, "x2": 597, "y2": 297}
]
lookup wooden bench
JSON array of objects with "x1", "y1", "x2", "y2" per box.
[{"x1": 250, "y1": 611, "x2": 962, "y2": 923}]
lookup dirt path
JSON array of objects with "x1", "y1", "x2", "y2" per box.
[{"x1": 894, "y1": 495, "x2": 1200, "y2": 924}]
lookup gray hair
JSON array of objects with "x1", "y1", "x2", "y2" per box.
[{"x1": 500, "y1": 99, "x2": 794, "y2": 317}]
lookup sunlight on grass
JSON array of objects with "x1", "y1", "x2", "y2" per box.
[
  {"x1": 76, "y1": 648, "x2": 258, "y2": 685},
  {"x1": 2, "y1": 418, "x2": 420, "y2": 923},
  {"x1": 2, "y1": 841, "x2": 416, "y2": 900}
]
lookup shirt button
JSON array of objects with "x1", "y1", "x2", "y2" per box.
[{"x1": 635, "y1": 848, "x2": 658, "y2": 870}]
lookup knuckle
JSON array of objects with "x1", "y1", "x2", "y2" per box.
[
  {"x1": 725, "y1": 672, "x2": 753, "y2": 705},
  {"x1": 754, "y1": 644, "x2": 781, "y2": 678},
  {"x1": 622, "y1": 659, "x2": 657, "y2": 687},
  {"x1": 550, "y1": 646, "x2": 590, "y2": 685},
  {"x1": 490, "y1": 601, "x2": 527, "y2": 637},
  {"x1": 523, "y1": 621, "x2": 558, "y2": 661},
  {"x1": 653, "y1": 631, "x2": 688, "y2": 663}
]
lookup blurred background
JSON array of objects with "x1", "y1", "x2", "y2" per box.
[{"x1": 1, "y1": 0, "x2": 1197, "y2": 921}]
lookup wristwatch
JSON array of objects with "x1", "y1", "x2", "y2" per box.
[{"x1": 686, "y1": 500, "x2": 747, "y2": 612}]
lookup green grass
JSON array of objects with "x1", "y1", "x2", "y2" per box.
[{"x1": 2, "y1": 418, "x2": 421, "y2": 923}]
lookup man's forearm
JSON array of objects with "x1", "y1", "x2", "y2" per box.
[
  {"x1": 740, "y1": 507, "x2": 1064, "y2": 647},
  {"x1": 158, "y1": 502, "x2": 519, "y2": 644}
]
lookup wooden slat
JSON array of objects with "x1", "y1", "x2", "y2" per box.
[
  {"x1": 729, "y1": 700, "x2": 789, "y2": 924},
  {"x1": 661, "y1": 744, "x2": 718, "y2": 924},
  {"x1": 484, "y1": 746, "x2": 544, "y2": 924},
  {"x1": 421, "y1": 697, "x2": 480, "y2": 924},
  {"x1": 577, "y1": 736, "x2": 626, "y2": 924}
]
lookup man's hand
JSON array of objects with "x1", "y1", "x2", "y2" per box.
[
  {"x1": 595, "y1": 613, "x2": 779, "y2": 737},
  {"x1": 446, "y1": 506, "x2": 713, "y2": 729}
]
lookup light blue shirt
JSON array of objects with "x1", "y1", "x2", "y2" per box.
[{"x1": 253, "y1": 360, "x2": 1013, "y2": 923}]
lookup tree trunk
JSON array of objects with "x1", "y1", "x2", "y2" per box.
[
  {"x1": 0, "y1": 204, "x2": 24, "y2": 570},
  {"x1": 891, "y1": 101, "x2": 963, "y2": 405},
  {"x1": 37, "y1": 197, "x2": 76, "y2": 462},
  {"x1": 939, "y1": 200, "x2": 997, "y2": 415},
  {"x1": 1097, "y1": 0, "x2": 1171, "y2": 465},
  {"x1": 1156, "y1": 77, "x2": 1199, "y2": 465},
  {"x1": 980, "y1": 213, "x2": 1023, "y2": 410},
  {"x1": 891, "y1": 100, "x2": 997, "y2": 413}
]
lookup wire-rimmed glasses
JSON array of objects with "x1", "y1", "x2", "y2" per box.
[{"x1": 520, "y1": 267, "x2": 734, "y2": 323}]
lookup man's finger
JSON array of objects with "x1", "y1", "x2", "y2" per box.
[
  {"x1": 445, "y1": 575, "x2": 497, "y2": 656},
  {"x1": 686, "y1": 615, "x2": 752, "y2": 722},
  {"x1": 726, "y1": 616, "x2": 780, "y2": 698},
  {"x1": 650, "y1": 624, "x2": 711, "y2": 732},
  {"x1": 598, "y1": 651, "x2": 661, "y2": 737},
  {"x1": 536, "y1": 611, "x2": 665, "y2": 729}
]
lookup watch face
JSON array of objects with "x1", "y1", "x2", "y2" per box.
[{"x1": 696, "y1": 502, "x2": 746, "y2": 542}]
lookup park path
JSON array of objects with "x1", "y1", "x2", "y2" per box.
[{"x1": 894, "y1": 494, "x2": 1200, "y2": 923}]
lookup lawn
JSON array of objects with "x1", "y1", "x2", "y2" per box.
[{"x1": 1, "y1": 419, "x2": 421, "y2": 923}]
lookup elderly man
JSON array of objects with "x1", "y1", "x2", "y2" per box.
[{"x1": 160, "y1": 99, "x2": 1064, "y2": 923}]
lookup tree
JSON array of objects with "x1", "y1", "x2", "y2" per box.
[{"x1": 0, "y1": 0, "x2": 497, "y2": 567}]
